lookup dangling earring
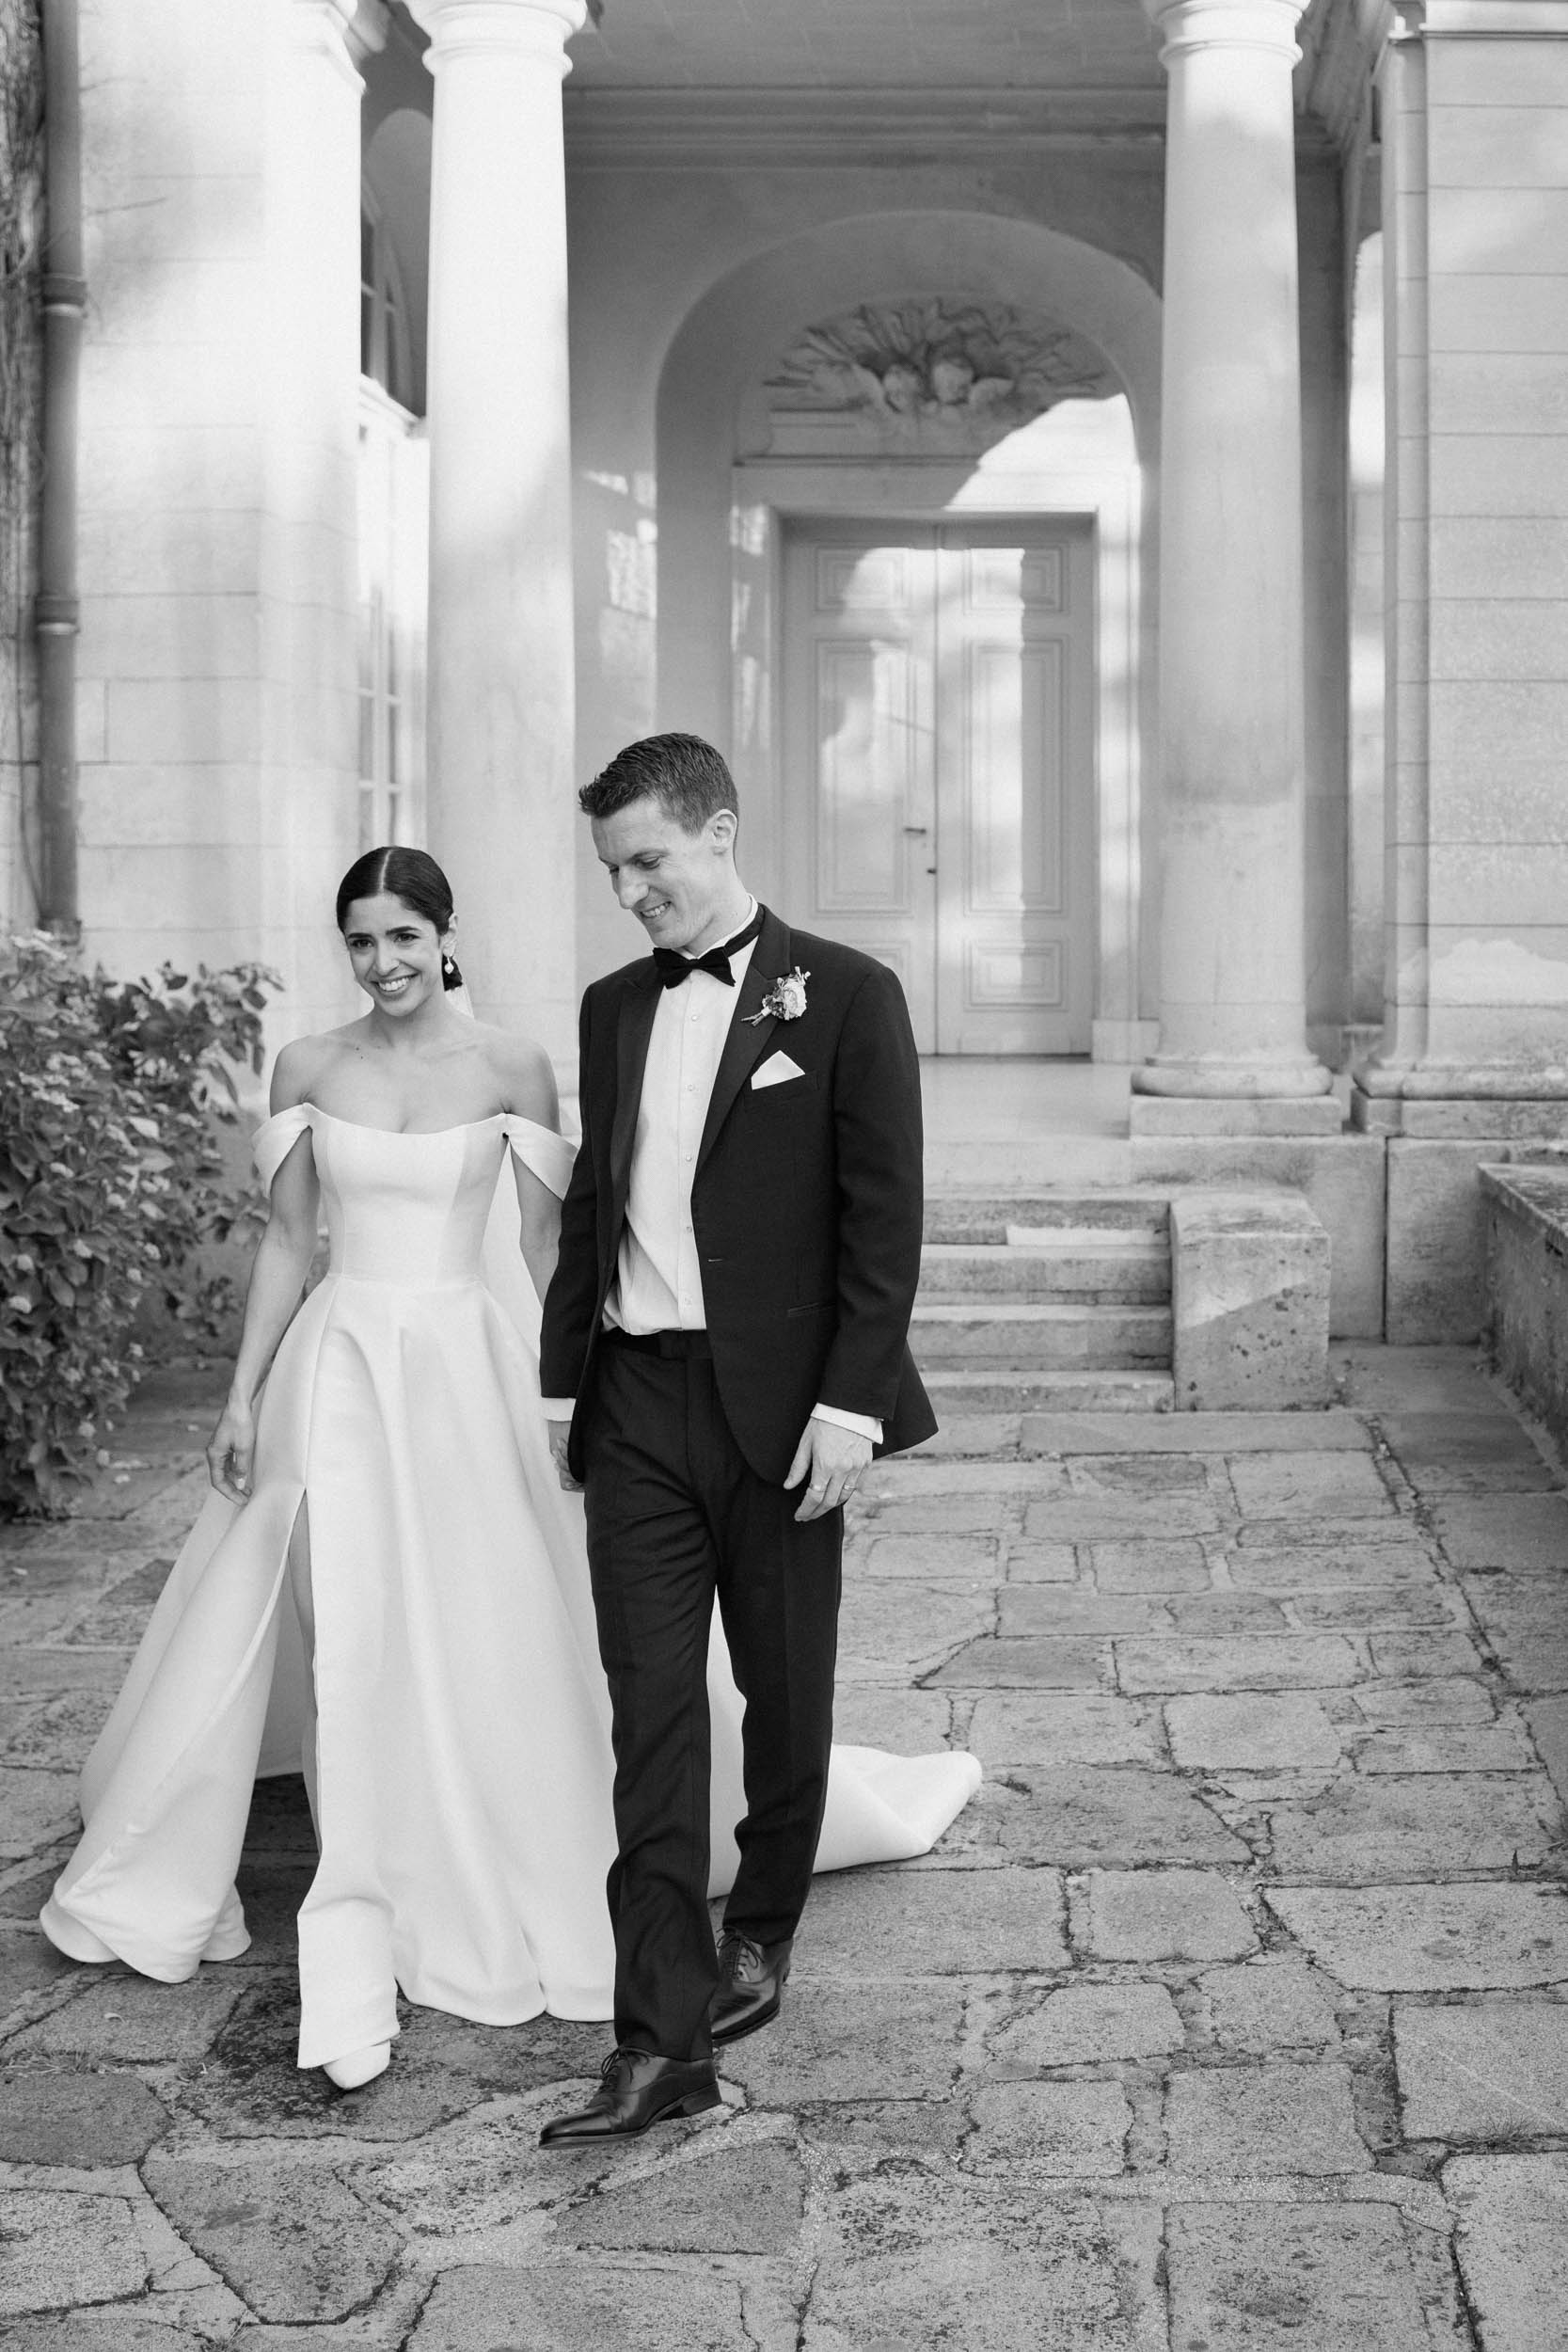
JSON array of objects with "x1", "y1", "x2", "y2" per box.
[{"x1": 441, "y1": 953, "x2": 456, "y2": 982}]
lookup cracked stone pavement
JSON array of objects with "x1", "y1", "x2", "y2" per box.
[{"x1": 2, "y1": 1347, "x2": 1567, "y2": 2349}]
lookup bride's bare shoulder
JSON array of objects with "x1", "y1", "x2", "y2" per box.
[
  {"x1": 268, "y1": 1022, "x2": 367, "y2": 1112},
  {"x1": 471, "y1": 1023, "x2": 560, "y2": 1131}
]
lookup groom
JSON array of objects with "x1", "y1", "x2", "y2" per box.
[{"x1": 537, "y1": 732, "x2": 933, "y2": 2144}]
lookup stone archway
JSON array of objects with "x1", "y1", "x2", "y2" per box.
[{"x1": 654, "y1": 212, "x2": 1162, "y2": 1057}]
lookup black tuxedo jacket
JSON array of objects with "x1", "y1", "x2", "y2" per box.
[{"x1": 540, "y1": 906, "x2": 937, "y2": 1486}]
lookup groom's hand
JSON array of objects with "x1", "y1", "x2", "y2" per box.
[
  {"x1": 546, "y1": 1420, "x2": 582, "y2": 1493},
  {"x1": 785, "y1": 1416, "x2": 873, "y2": 1522}
]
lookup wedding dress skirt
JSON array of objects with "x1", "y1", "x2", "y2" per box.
[{"x1": 40, "y1": 1105, "x2": 980, "y2": 2068}]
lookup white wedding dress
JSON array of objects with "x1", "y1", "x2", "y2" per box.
[{"x1": 41, "y1": 1105, "x2": 981, "y2": 2068}]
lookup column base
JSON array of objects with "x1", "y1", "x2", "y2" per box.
[
  {"x1": 1130, "y1": 1094, "x2": 1344, "y2": 1136},
  {"x1": 1131, "y1": 1054, "x2": 1340, "y2": 1136},
  {"x1": 1132, "y1": 1057, "x2": 1335, "y2": 1102}
]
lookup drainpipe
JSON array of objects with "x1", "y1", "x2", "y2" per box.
[{"x1": 35, "y1": 0, "x2": 84, "y2": 938}]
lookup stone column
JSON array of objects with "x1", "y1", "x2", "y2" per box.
[
  {"x1": 1356, "y1": 0, "x2": 1568, "y2": 1341},
  {"x1": 411, "y1": 0, "x2": 585, "y2": 1060},
  {"x1": 1132, "y1": 0, "x2": 1335, "y2": 1127}
]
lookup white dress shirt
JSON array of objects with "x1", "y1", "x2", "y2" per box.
[{"x1": 544, "y1": 902, "x2": 879, "y2": 1443}]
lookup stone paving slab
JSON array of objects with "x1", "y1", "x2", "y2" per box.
[
  {"x1": 1395, "y1": 1996, "x2": 1568, "y2": 2141},
  {"x1": 1164, "y1": 2059, "x2": 1369, "y2": 2176},
  {"x1": 988, "y1": 1980, "x2": 1185, "y2": 2070},
  {"x1": 1072, "y1": 1869, "x2": 1259, "y2": 1963},
  {"x1": 1115, "y1": 1632, "x2": 1364, "y2": 1693},
  {"x1": 0, "y1": 2187, "x2": 154, "y2": 2318},
  {"x1": 1527, "y1": 1692, "x2": 1568, "y2": 1808},
  {"x1": 1447, "y1": 2153, "x2": 1568, "y2": 2352},
  {"x1": 1432, "y1": 1491, "x2": 1568, "y2": 1570},
  {"x1": 1165, "y1": 2201, "x2": 1431, "y2": 2352},
  {"x1": 408, "y1": 2264, "x2": 787, "y2": 2352},
  {"x1": 2, "y1": 1347, "x2": 1567, "y2": 2344},
  {"x1": 1021, "y1": 1410, "x2": 1375, "y2": 1453},
  {"x1": 1225, "y1": 1539, "x2": 1441, "y2": 1589},
  {"x1": 1267, "y1": 1772, "x2": 1565, "y2": 1882},
  {"x1": 1267, "y1": 1883, "x2": 1568, "y2": 1989},
  {"x1": 966, "y1": 1692, "x2": 1160, "y2": 1769},
  {"x1": 1226, "y1": 1452, "x2": 1398, "y2": 1521},
  {"x1": 1193, "y1": 1959, "x2": 1340, "y2": 2057},
  {"x1": 804, "y1": 2176, "x2": 1167, "y2": 2352},
  {"x1": 1166, "y1": 1692, "x2": 1343, "y2": 1771},
  {"x1": 1461, "y1": 1572, "x2": 1568, "y2": 1692}
]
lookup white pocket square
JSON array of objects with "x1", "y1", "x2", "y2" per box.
[{"x1": 752, "y1": 1051, "x2": 805, "y2": 1090}]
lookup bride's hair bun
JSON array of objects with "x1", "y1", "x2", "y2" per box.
[{"x1": 336, "y1": 847, "x2": 461, "y2": 987}]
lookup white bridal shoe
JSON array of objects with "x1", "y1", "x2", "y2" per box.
[{"x1": 323, "y1": 2042, "x2": 390, "y2": 2091}]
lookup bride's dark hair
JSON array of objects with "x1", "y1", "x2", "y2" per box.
[{"x1": 335, "y1": 847, "x2": 464, "y2": 991}]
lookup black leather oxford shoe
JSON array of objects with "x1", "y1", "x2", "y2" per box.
[
  {"x1": 538, "y1": 2047, "x2": 721, "y2": 2146},
  {"x1": 710, "y1": 1930, "x2": 793, "y2": 2045}
]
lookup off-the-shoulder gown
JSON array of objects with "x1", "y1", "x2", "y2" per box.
[{"x1": 40, "y1": 1105, "x2": 981, "y2": 2069}]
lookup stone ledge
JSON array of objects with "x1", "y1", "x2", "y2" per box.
[{"x1": 1482, "y1": 1162, "x2": 1568, "y2": 1458}]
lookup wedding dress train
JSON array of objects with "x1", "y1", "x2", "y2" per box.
[{"x1": 40, "y1": 1105, "x2": 981, "y2": 2068}]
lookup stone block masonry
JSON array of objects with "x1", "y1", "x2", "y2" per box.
[
  {"x1": 1170, "y1": 1189, "x2": 1330, "y2": 1409},
  {"x1": 1, "y1": 1340, "x2": 1567, "y2": 2344}
]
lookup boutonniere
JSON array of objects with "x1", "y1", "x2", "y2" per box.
[{"x1": 745, "y1": 966, "x2": 810, "y2": 1025}]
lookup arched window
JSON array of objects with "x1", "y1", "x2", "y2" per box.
[{"x1": 360, "y1": 197, "x2": 411, "y2": 409}]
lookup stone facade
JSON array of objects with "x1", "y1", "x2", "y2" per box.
[{"x1": 4, "y1": 0, "x2": 1567, "y2": 1332}]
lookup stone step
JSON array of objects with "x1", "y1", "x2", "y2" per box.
[
  {"x1": 911, "y1": 1301, "x2": 1173, "y2": 1367},
  {"x1": 918, "y1": 1238, "x2": 1171, "y2": 1304},
  {"x1": 918, "y1": 1367, "x2": 1177, "y2": 1414},
  {"x1": 925, "y1": 1137, "x2": 1135, "y2": 1190},
  {"x1": 924, "y1": 1188, "x2": 1172, "y2": 1246}
]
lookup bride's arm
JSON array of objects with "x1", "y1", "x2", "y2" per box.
[
  {"x1": 495, "y1": 1032, "x2": 565, "y2": 1307},
  {"x1": 513, "y1": 1163, "x2": 562, "y2": 1308},
  {"x1": 206, "y1": 1046, "x2": 323, "y2": 1503}
]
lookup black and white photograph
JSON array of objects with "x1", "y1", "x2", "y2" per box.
[{"x1": 2, "y1": 0, "x2": 1567, "y2": 2344}]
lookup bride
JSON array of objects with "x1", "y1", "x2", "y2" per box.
[{"x1": 40, "y1": 848, "x2": 979, "y2": 2090}]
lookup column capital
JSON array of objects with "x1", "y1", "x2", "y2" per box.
[
  {"x1": 411, "y1": 0, "x2": 586, "y2": 70},
  {"x1": 1141, "y1": 0, "x2": 1307, "y2": 62}
]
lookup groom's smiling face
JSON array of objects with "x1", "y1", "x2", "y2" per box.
[{"x1": 592, "y1": 794, "x2": 744, "y2": 959}]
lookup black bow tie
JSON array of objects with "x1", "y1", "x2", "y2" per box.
[{"x1": 652, "y1": 907, "x2": 764, "y2": 989}]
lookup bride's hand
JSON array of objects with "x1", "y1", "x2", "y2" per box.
[
  {"x1": 207, "y1": 1398, "x2": 256, "y2": 1504},
  {"x1": 546, "y1": 1422, "x2": 582, "y2": 1494}
]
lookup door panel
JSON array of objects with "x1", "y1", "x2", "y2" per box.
[
  {"x1": 786, "y1": 526, "x2": 937, "y2": 1045},
  {"x1": 814, "y1": 643, "x2": 917, "y2": 912},
  {"x1": 784, "y1": 518, "x2": 1092, "y2": 1054}
]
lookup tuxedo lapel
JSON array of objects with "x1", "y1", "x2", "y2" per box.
[
  {"x1": 610, "y1": 966, "x2": 659, "y2": 1212},
  {"x1": 697, "y1": 907, "x2": 788, "y2": 1174}
]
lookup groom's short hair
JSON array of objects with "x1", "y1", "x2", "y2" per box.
[{"x1": 579, "y1": 733, "x2": 738, "y2": 836}]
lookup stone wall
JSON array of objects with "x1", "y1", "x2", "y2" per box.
[{"x1": 72, "y1": 0, "x2": 361, "y2": 1044}]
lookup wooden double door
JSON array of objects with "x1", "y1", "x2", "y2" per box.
[{"x1": 782, "y1": 518, "x2": 1095, "y2": 1055}]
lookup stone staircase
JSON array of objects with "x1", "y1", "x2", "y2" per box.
[{"x1": 914, "y1": 1189, "x2": 1177, "y2": 1413}]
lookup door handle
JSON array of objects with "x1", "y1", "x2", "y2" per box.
[{"x1": 902, "y1": 824, "x2": 928, "y2": 835}]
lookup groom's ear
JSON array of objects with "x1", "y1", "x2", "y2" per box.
[{"x1": 708, "y1": 807, "x2": 738, "y2": 855}]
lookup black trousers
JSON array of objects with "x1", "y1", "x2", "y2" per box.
[{"x1": 581, "y1": 1337, "x2": 842, "y2": 2061}]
